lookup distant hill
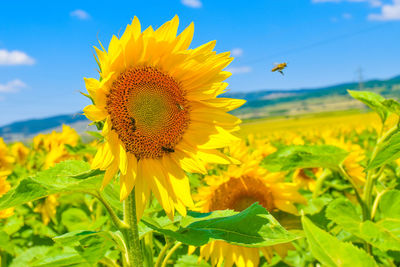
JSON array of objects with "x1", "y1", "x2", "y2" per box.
[
  {"x1": 229, "y1": 75, "x2": 400, "y2": 118},
  {"x1": 0, "y1": 114, "x2": 91, "y2": 142},
  {"x1": 2, "y1": 75, "x2": 400, "y2": 142}
]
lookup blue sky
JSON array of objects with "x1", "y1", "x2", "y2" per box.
[{"x1": 1, "y1": 0, "x2": 400, "y2": 125}]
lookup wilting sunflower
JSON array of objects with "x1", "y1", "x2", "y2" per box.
[
  {"x1": 191, "y1": 162, "x2": 306, "y2": 267},
  {"x1": 84, "y1": 16, "x2": 244, "y2": 219}
]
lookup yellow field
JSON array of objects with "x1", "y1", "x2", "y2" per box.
[{"x1": 239, "y1": 110, "x2": 381, "y2": 138}]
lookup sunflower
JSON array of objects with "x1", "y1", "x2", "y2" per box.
[
  {"x1": 325, "y1": 136, "x2": 365, "y2": 185},
  {"x1": 84, "y1": 16, "x2": 244, "y2": 219},
  {"x1": 0, "y1": 176, "x2": 14, "y2": 219},
  {"x1": 191, "y1": 162, "x2": 306, "y2": 267},
  {"x1": 0, "y1": 138, "x2": 14, "y2": 177},
  {"x1": 33, "y1": 125, "x2": 80, "y2": 169},
  {"x1": 32, "y1": 126, "x2": 79, "y2": 223},
  {"x1": 33, "y1": 194, "x2": 59, "y2": 225},
  {"x1": 292, "y1": 168, "x2": 324, "y2": 191},
  {"x1": 11, "y1": 142, "x2": 29, "y2": 165}
]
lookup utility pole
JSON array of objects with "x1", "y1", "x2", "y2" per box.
[{"x1": 356, "y1": 67, "x2": 363, "y2": 90}]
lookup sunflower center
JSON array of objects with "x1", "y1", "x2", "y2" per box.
[
  {"x1": 208, "y1": 176, "x2": 275, "y2": 212},
  {"x1": 106, "y1": 66, "x2": 190, "y2": 159}
]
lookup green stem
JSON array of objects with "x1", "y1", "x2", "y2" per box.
[
  {"x1": 363, "y1": 124, "x2": 398, "y2": 220},
  {"x1": 312, "y1": 169, "x2": 331, "y2": 199},
  {"x1": 91, "y1": 191, "x2": 128, "y2": 230},
  {"x1": 155, "y1": 240, "x2": 172, "y2": 267},
  {"x1": 161, "y1": 242, "x2": 182, "y2": 267},
  {"x1": 122, "y1": 190, "x2": 144, "y2": 267},
  {"x1": 338, "y1": 166, "x2": 367, "y2": 219}
]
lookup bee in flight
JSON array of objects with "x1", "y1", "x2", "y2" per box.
[{"x1": 271, "y1": 62, "x2": 287, "y2": 75}]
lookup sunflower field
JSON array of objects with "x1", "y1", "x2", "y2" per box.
[{"x1": 1, "y1": 16, "x2": 400, "y2": 267}]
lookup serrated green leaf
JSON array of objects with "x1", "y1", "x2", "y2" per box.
[
  {"x1": 261, "y1": 145, "x2": 348, "y2": 172},
  {"x1": 348, "y1": 90, "x2": 389, "y2": 122},
  {"x1": 302, "y1": 216, "x2": 377, "y2": 267},
  {"x1": 367, "y1": 131, "x2": 400, "y2": 170},
  {"x1": 142, "y1": 203, "x2": 298, "y2": 247},
  {"x1": 0, "y1": 160, "x2": 104, "y2": 210}
]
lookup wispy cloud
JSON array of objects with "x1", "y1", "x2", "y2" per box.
[
  {"x1": 368, "y1": 0, "x2": 400, "y2": 20},
  {"x1": 70, "y1": 9, "x2": 91, "y2": 20},
  {"x1": 226, "y1": 66, "x2": 252, "y2": 75},
  {"x1": 343, "y1": 13, "x2": 353, "y2": 19},
  {"x1": 0, "y1": 49, "x2": 35, "y2": 66},
  {"x1": 231, "y1": 48, "x2": 244, "y2": 57},
  {"x1": 181, "y1": 0, "x2": 202, "y2": 8},
  {"x1": 0, "y1": 79, "x2": 27, "y2": 93},
  {"x1": 312, "y1": 0, "x2": 382, "y2": 7}
]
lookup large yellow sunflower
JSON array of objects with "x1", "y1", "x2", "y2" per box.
[
  {"x1": 191, "y1": 161, "x2": 306, "y2": 266},
  {"x1": 84, "y1": 16, "x2": 244, "y2": 220}
]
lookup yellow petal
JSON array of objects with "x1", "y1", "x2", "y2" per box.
[
  {"x1": 120, "y1": 153, "x2": 138, "y2": 200},
  {"x1": 83, "y1": 105, "x2": 107, "y2": 121},
  {"x1": 101, "y1": 159, "x2": 119, "y2": 190},
  {"x1": 141, "y1": 158, "x2": 172, "y2": 217},
  {"x1": 162, "y1": 156, "x2": 194, "y2": 208}
]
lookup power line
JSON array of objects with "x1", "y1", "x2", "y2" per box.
[{"x1": 241, "y1": 22, "x2": 392, "y2": 65}]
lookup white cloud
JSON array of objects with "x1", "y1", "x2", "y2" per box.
[
  {"x1": 181, "y1": 0, "x2": 202, "y2": 8},
  {"x1": 0, "y1": 79, "x2": 27, "y2": 93},
  {"x1": 70, "y1": 9, "x2": 91, "y2": 20},
  {"x1": 312, "y1": 0, "x2": 382, "y2": 6},
  {"x1": 0, "y1": 49, "x2": 35, "y2": 66},
  {"x1": 231, "y1": 48, "x2": 243, "y2": 57},
  {"x1": 343, "y1": 13, "x2": 353, "y2": 19},
  {"x1": 368, "y1": 0, "x2": 400, "y2": 20},
  {"x1": 226, "y1": 66, "x2": 252, "y2": 74}
]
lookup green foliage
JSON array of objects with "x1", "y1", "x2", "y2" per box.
[
  {"x1": 367, "y1": 131, "x2": 400, "y2": 170},
  {"x1": 53, "y1": 231, "x2": 115, "y2": 265},
  {"x1": 382, "y1": 99, "x2": 400, "y2": 115},
  {"x1": 348, "y1": 90, "x2": 389, "y2": 122},
  {"x1": 0, "y1": 160, "x2": 103, "y2": 210},
  {"x1": 326, "y1": 196, "x2": 400, "y2": 252},
  {"x1": 142, "y1": 203, "x2": 298, "y2": 247},
  {"x1": 261, "y1": 145, "x2": 348, "y2": 172},
  {"x1": 301, "y1": 216, "x2": 377, "y2": 267}
]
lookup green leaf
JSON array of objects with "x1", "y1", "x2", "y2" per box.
[
  {"x1": 367, "y1": 131, "x2": 400, "y2": 170},
  {"x1": 175, "y1": 255, "x2": 211, "y2": 267},
  {"x1": 301, "y1": 216, "x2": 377, "y2": 267},
  {"x1": 53, "y1": 231, "x2": 115, "y2": 265},
  {"x1": 142, "y1": 203, "x2": 299, "y2": 247},
  {"x1": 326, "y1": 196, "x2": 400, "y2": 252},
  {"x1": 261, "y1": 145, "x2": 348, "y2": 172},
  {"x1": 0, "y1": 160, "x2": 104, "y2": 210},
  {"x1": 348, "y1": 90, "x2": 389, "y2": 122},
  {"x1": 377, "y1": 190, "x2": 400, "y2": 219},
  {"x1": 382, "y1": 99, "x2": 400, "y2": 115}
]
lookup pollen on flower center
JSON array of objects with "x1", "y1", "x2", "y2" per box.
[
  {"x1": 209, "y1": 176, "x2": 275, "y2": 212},
  {"x1": 106, "y1": 66, "x2": 190, "y2": 159}
]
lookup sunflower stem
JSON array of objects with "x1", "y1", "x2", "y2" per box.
[
  {"x1": 161, "y1": 242, "x2": 182, "y2": 267},
  {"x1": 123, "y1": 190, "x2": 144, "y2": 267}
]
